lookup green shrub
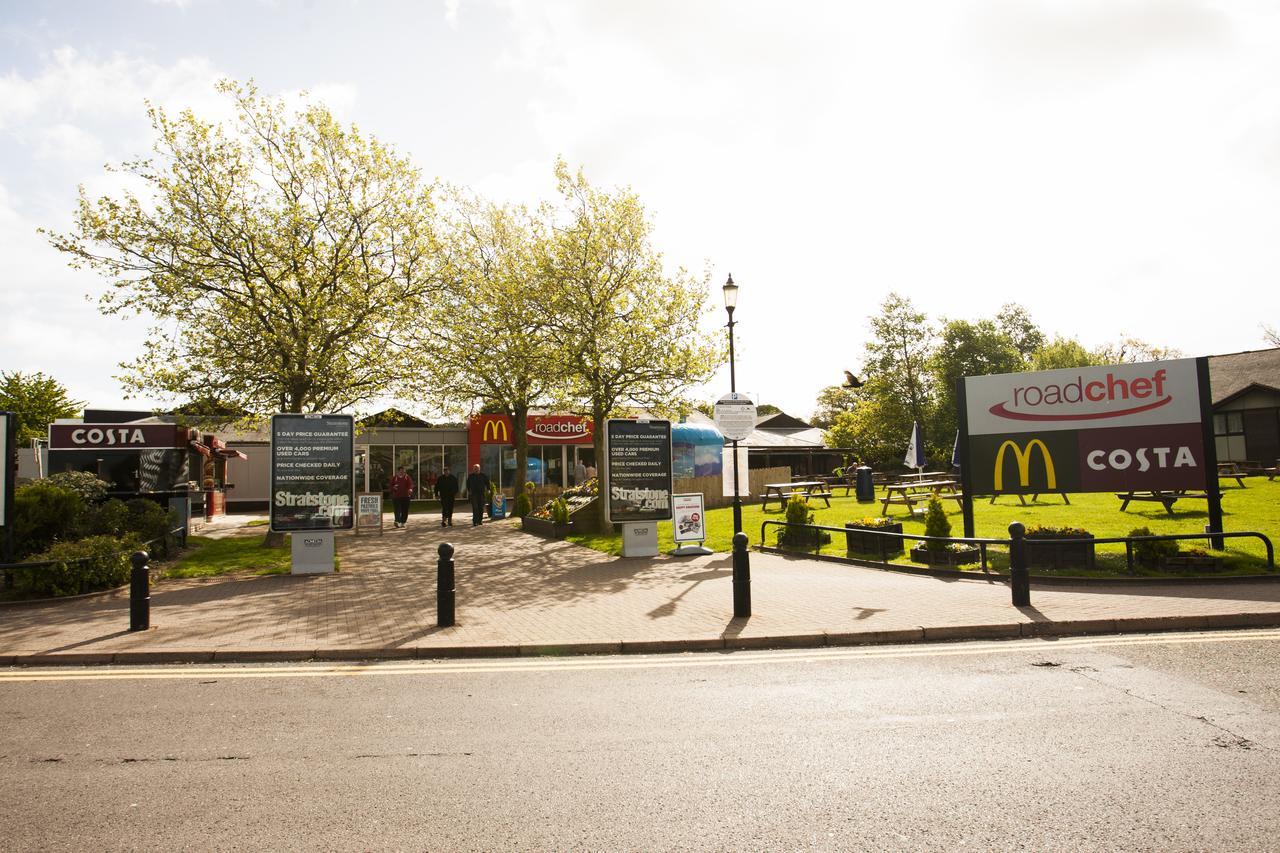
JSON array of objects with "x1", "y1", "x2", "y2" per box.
[
  {"x1": 551, "y1": 498, "x2": 570, "y2": 525},
  {"x1": 1128, "y1": 526, "x2": 1179, "y2": 566},
  {"x1": 18, "y1": 534, "x2": 138, "y2": 598},
  {"x1": 78, "y1": 498, "x2": 129, "y2": 538},
  {"x1": 125, "y1": 499, "x2": 174, "y2": 548},
  {"x1": 46, "y1": 471, "x2": 111, "y2": 503},
  {"x1": 777, "y1": 493, "x2": 831, "y2": 548},
  {"x1": 12, "y1": 481, "x2": 84, "y2": 559},
  {"x1": 923, "y1": 496, "x2": 951, "y2": 552},
  {"x1": 513, "y1": 493, "x2": 532, "y2": 519}
]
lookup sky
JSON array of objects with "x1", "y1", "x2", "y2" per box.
[{"x1": 2, "y1": 0, "x2": 1278, "y2": 422}]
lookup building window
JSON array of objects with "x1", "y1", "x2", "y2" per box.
[{"x1": 1214, "y1": 412, "x2": 1246, "y2": 462}]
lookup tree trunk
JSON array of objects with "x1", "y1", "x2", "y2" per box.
[
  {"x1": 511, "y1": 403, "x2": 529, "y2": 501},
  {"x1": 593, "y1": 403, "x2": 609, "y2": 532}
]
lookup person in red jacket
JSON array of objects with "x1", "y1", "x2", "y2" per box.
[{"x1": 389, "y1": 466, "x2": 415, "y2": 528}]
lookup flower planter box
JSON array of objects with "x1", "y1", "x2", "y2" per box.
[
  {"x1": 521, "y1": 515, "x2": 572, "y2": 540},
  {"x1": 844, "y1": 522, "x2": 904, "y2": 556},
  {"x1": 1024, "y1": 533, "x2": 1096, "y2": 570},
  {"x1": 910, "y1": 546, "x2": 980, "y2": 568},
  {"x1": 1159, "y1": 554, "x2": 1225, "y2": 573}
]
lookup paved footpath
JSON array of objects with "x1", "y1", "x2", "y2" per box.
[{"x1": 2, "y1": 514, "x2": 1280, "y2": 664}]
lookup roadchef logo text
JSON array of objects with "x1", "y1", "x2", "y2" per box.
[
  {"x1": 610, "y1": 487, "x2": 670, "y2": 510},
  {"x1": 990, "y1": 368, "x2": 1172, "y2": 422},
  {"x1": 529, "y1": 419, "x2": 590, "y2": 439}
]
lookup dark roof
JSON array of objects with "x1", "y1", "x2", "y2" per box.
[
  {"x1": 1208, "y1": 348, "x2": 1280, "y2": 405},
  {"x1": 359, "y1": 408, "x2": 432, "y2": 428},
  {"x1": 755, "y1": 412, "x2": 812, "y2": 430}
]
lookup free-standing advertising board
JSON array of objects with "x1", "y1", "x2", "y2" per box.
[
  {"x1": 605, "y1": 419, "x2": 673, "y2": 557},
  {"x1": 270, "y1": 414, "x2": 355, "y2": 533},
  {"x1": 958, "y1": 357, "x2": 1221, "y2": 539},
  {"x1": 604, "y1": 419, "x2": 674, "y2": 523},
  {"x1": 272, "y1": 413, "x2": 354, "y2": 574}
]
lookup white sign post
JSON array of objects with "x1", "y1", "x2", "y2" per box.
[
  {"x1": 670, "y1": 493, "x2": 712, "y2": 556},
  {"x1": 713, "y1": 393, "x2": 756, "y2": 441}
]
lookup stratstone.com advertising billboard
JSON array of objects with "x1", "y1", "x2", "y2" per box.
[
  {"x1": 270, "y1": 413, "x2": 355, "y2": 533},
  {"x1": 605, "y1": 418, "x2": 673, "y2": 523},
  {"x1": 962, "y1": 358, "x2": 1212, "y2": 494}
]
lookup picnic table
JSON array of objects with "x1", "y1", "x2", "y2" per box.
[
  {"x1": 762, "y1": 481, "x2": 833, "y2": 511},
  {"x1": 989, "y1": 491, "x2": 1071, "y2": 505},
  {"x1": 880, "y1": 480, "x2": 962, "y2": 516},
  {"x1": 1116, "y1": 490, "x2": 1214, "y2": 515}
]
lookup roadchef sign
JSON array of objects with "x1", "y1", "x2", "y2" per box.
[{"x1": 961, "y1": 358, "x2": 1211, "y2": 494}]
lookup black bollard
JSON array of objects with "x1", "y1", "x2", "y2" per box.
[
  {"x1": 437, "y1": 542, "x2": 456, "y2": 628},
  {"x1": 129, "y1": 551, "x2": 150, "y2": 631},
  {"x1": 1008, "y1": 522, "x2": 1030, "y2": 607},
  {"x1": 732, "y1": 531, "x2": 751, "y2": 618}
]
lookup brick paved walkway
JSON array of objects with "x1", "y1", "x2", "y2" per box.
[{"x1": 2, "y1": 514, "x2": 1279, "y2": 664}]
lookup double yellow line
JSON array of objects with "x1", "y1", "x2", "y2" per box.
[{"x1": 2, "y1": 629, "x2": 1277, "y2": 683}]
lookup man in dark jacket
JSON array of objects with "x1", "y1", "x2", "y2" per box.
[
  {"x1": 434, "y1": 465, "x2": 460, "y2": 527},
  {"x1": 465, "y1": 464, "x2": 490, "y2": 527}
]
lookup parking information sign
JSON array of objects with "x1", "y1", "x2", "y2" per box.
[
  {"x1": 605, "y1": 418, "x2": 673, "y2": 523},
  {"x1": 714, "y1": 393, "x2": 756, "y2": 442},
  {"x1": 672, "y1": 493, "x2": 705, "y2": 543},
  {"x1": 270, "y1": 413, "x2": 355, "y2": 533}
]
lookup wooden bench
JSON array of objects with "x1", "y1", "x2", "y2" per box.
[
  {"x1": 1116, "y1": 490, "x2": 1212, "y2": 515},
  {"x1": 763, "y1": 489, "x2": 833, "y2": 511}
]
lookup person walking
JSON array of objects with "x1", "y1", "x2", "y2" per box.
[
  {"x1": 465, "y1": 464, "x2": 490, "y2": 527},
  {"x1": 434, "y1": 465, "x2": 460, "y2": 527},
  {"x1": 574, "y1": 458, "x2": 587, "y2": 486},
  {"x1": 389, "y1": 466, "x2": 415, "y2": 528}
]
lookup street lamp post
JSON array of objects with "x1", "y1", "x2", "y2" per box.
[{"x1": 723, "y1": 275, "x2": 742, "y2": 536}]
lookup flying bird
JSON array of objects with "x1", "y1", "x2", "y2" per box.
[{"x1": 843, "y1": 370, "x2": 864, "y2": 389}]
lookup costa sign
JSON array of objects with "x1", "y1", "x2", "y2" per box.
[
  {"x1": 961, "y1": 358, "x2": 1215, "y2": 497},
  {"x1": 49, "y1": 423, "x2": 190, "y2": 450}
]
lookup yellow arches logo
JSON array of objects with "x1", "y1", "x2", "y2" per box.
[
  {"x1": 481, "y1": 419, "x2": 509, "y2": 442},
  {"x1": 993, "y1": 439, "x2": 1056, "y2": 491}
]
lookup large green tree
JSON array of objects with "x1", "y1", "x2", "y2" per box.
[
  {"x1": 45, "y1": 80, "x2": 442, "y2": 415},
  {"x1": 413, "y1": 190, "x2": 565, "y2": 498},
  {"x1": 930, "y1": 318, "x2": 1025, "y2": 446},
  {"x1": 537, "y1": 161, "x2": 720, "y2": 528},
  {"x1": 810, "y1": 384, "x2": 860, "y2": 430},
  {"x1": 0, "y1": 371, "x2": 83, "y2": 443},
  {"x1": 849, "y1": 293, "x2": 936, "y2": 465},
  {"x1": 1029, "y1": 336, "x2": 1100, "y2": 371}
]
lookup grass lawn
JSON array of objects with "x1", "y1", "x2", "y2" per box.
[
  {"x1": 163, "y1": 534, "x2": 295, "y2": 579},
  {"x1": 567, "y1": 478, "x2": 1280, "y2": 577}
]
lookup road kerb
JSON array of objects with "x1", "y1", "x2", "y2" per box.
[
  {"x1": 315, "y1": 647, "x2": 415, "y2": 661},
  {"x1": 620, "y1": 638, "x2": 727, "y2": 654},
  {"x1": 825, "y1": 628, "x2": 926, "y2": 647},
  {"x1": 725, "y1": 633, "x2": 828, "y2": 651},
  {"x1": 1022, "y1": 619, "x2": 1119, "y2": 638},
  {"x1": 417, "y1": 645, "x2": 523, "y2": 659},
  {"x1": 923, "y1": 624, "x2": 1024, "y2": 641},
  {"x1": 520, "y1": 642, "x2": 623, "y2": 657}
]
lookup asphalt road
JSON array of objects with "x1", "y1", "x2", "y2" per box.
[{"x1": 2, "y1": 630, "x2": 1278, "y2": 851}]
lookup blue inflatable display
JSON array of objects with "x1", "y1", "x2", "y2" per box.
[
  {"x1": 672, "y1": 422, "x2": 725, "y2": 479},
  {"x1": 503, "y1": 455, "x2": 544, "y2": 484}
]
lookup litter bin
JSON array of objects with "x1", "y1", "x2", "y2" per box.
[{"x1": 855, "y1": 466, "x2": 875, "y2": 502}]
